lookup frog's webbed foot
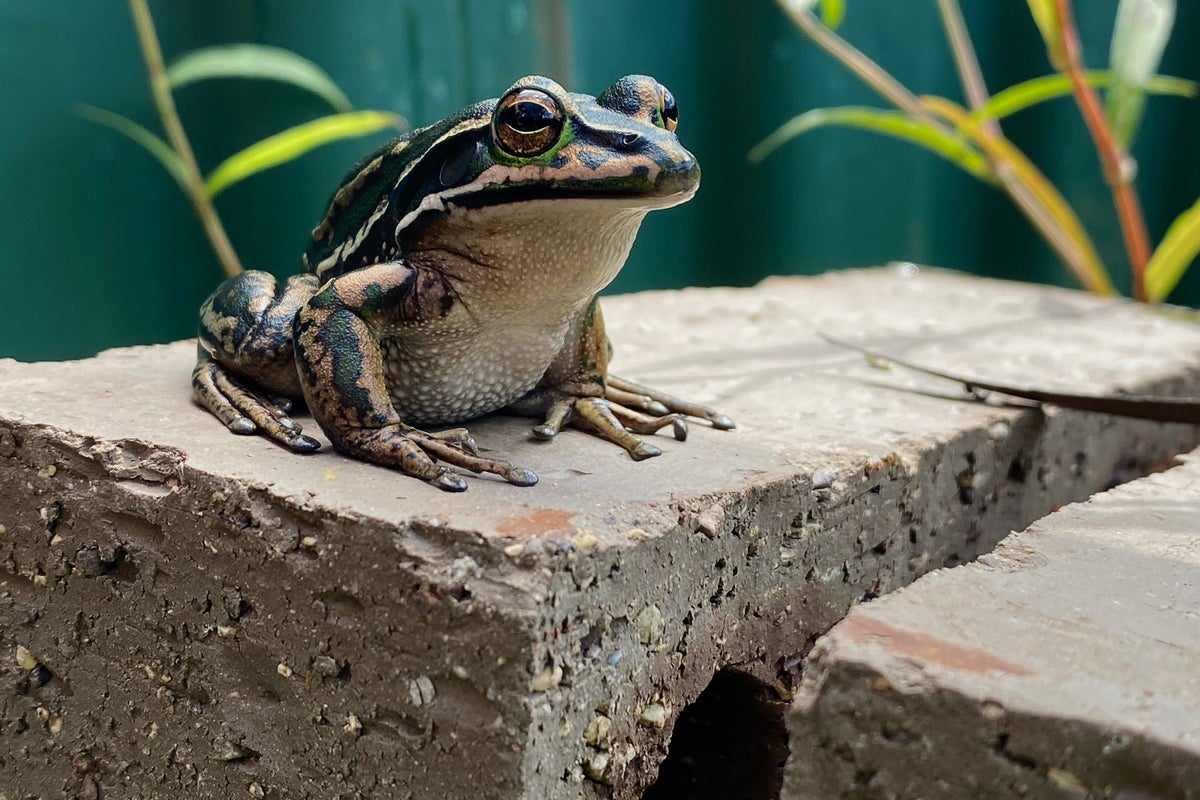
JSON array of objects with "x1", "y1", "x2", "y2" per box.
[
  {"x1": 333, "y1": 424, "x2": 538, "y2": 492},
  {"x1": 192, "y1": 356, "x2": 321, "y2": 453},
  {"x1": 521, "y1": 379, "x2": 732, "y2": 462},
  {"x1": 606, "y1": 375, "x2": 736, "y2": 431}
]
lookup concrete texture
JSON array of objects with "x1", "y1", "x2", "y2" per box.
[
  {"x1": 784, "y1": 448, "x2": 1200, "y2": 800},
  {"x1": 1, "y1": 267, "x2": 1198, "y2": 799}
]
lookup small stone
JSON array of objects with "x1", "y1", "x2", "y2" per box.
[
  {"x1": 696, "y1": 505, "x2": 725, "y2": 538},
  {"x1": 572, "y1": 529, "x2": 599, "y2": 552},
  {"x1": 451, "y1": 665, "x2": 469, "y2": 680},
  {"x1": 531, "y1": 664, "x2": 563, "y2": 693},
  {"x1": 343, "y1": 713, "x2": 362, "y2": 736},
  {"x1": 408, "y1": 675, "x2": 436, "y2": 706},
  {"x1": 304, "y1": 657, "x2": 331, "y2": 680},
  {"x1": 503, "y1": 543, "x2": 525, "y2": 558},
  {"x1": 216, "y1": 625, "x2": 238, "y2": 638},
  {"x1": 626, "y1": 528, "x2": 647, "y2": 540},
  {"x1": 1047, "y1": 767, "x2": 1086, "y2": 790},
  {"x1": 583, "y1": 714, "x2": 612, "y2": 746},
  {"x1": 980, "y1": 700, "x2": 1005, "y2": 720},
  {"x1": 812, "y1": 468, "x2": 837, "y2": 490},
  {"x1": 276, "y1": 662, "x2": 293, "y2": 678},
  {"x1": 211, "y1": 739, "x2": 255, "y2": 762},
  {"x1": 639, "y1": 703, "x2": 668, "y2": 729},
  {"x1": 584, "y1": 752, "x2": 611, "y2": 784},
  {"x1": 635, "y1": 604, "x2": 664, "y2": 646},
  {"x1": 15, "y1": 645, "x2": 36, "y2": 670},
  {"x1": 248, "y1": 782, "x2": 265, "y2": 799}
]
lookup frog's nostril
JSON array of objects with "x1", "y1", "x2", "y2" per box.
[{"x1": 620, "y1": 132, "x2": 641, "y2": 149}]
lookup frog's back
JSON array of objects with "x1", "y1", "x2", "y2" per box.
[{"x1": 301, "y1": 102, "x2": 493, "y2": 281}]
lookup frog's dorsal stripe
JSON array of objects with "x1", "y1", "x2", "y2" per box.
[{"x1": 308, "y1": 116, "x2": 490, "y2": 281}]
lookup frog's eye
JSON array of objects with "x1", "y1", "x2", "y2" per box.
[
  {"x1": 657, "y1": 84, "x2": 679, "y2": 132},
  {"x1": 494, "y1": 88, "x2": 565, "y2": 157}
]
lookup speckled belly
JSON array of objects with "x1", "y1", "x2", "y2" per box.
[{"x1": 378, "y1": 327, "x2": 565, "y2": 427}]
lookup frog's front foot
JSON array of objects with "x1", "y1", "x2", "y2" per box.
[
  {"x1": 192, "y1": 356, "x2": 322, "y2": 453},
  {"x1": 330, "y1": 424, "x2": 539, "y2": 492},
  {"x1": 524, "y1": 377, "x2": 734, "y2": 461}
]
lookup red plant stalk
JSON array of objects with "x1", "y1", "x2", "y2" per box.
[{"x1": 1053, "y1": 0, "x2": 1152, "y2": 300}]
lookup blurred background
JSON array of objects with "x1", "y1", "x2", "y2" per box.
[{"x1": 2, "y1": 0, "x2": 1198, "y2": 361}]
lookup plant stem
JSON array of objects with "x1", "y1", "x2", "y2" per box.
[
  {"x1": 925, "y1": 97, "x2": 1115, "y2": 296},
  {"x1": 935, "y1": 0, "x2": 1000, "y2": 137},
  {"x1": 777, "y1": 1, "x2": 949, "y2": 133},
  {"x1": 1052, "y1": 0, "x2": 1150, "y2": 300},
  {"x1": 128, "y1": 0, "x2": 243, "y2": 278}
]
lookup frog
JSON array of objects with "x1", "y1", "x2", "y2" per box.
[{"x1": 191, "y1": 74, "x2": 733, "y2": 492}]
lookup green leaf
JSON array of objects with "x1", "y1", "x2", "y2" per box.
[
  {"x1": 977, "y1": 70, "x2": 1196, "y2": 122},
  {"x1": 818, "y1": 0, "x2": 845, "y2": 29},
  {"x1": 77, "y1": 104, "x2": 188, "y2": 191},
  {"x1": 1106, "y1": 0, "x2": 1176, "y2": 148},
  {"x1": 748, "y1": 106, "x2": 992, "y2": 180},
  {"x1": 1144, "y1": 194, "x2": 1200, "y2": 302},
  {"x1": 205, "y1": 111, "x2": 404, "y2": 197},
  {"x1": 1026, "y1": 0, "x2": 1067, "y2": 69},
  {"x1": 167, "y1": 44, "x2": 353, "y2": 113}
]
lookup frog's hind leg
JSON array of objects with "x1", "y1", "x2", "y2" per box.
[
  {"x1": 521, "y1": 298, "x2": 735, "y2": 461},
  {"x1": 293, "y1": 263, "x2": 538, "y2": 491},
  {"x1": 192, "y1": 271, "x2": 322, "y2": 452}
]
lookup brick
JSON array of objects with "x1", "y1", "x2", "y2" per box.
[
  {"x1": 785, "y1": 450, "x2": 1200, "y2": 800},
  {"x1": 1, "y1": 267, "x2": 1197, "y2": 799}
]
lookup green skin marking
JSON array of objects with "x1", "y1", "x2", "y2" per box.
[{"x1": 190, "y1": 74, "x2": 733, "y2": 493}]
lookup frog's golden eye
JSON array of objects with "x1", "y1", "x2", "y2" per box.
[
  {"x1": 657, "y1": 84, "x2": 678, "y2": 132},
  {"x1": 494, "y1": 89, "x2": 565, "y2": 157}
]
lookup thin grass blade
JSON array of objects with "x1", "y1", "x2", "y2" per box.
[
  {"x1": 924, "y1": 95, "x2": 1115, "y2": 295},
  {"x1": 978, "y1": 71, "x2": 1195, "y2": 122},
  {"x1": 748, "y1": 106, "x2": 991, "y2": 179},
  {"x1": 1026, "y1": 0, "x2": 1067, "y2": 69},
  {"x1": 205, "y1": 111, "x2": 404, "y2": 197},
  {"x1": 167, "y1": 44, "x2": 353, "y2": 113},
  {"x1": 1144, "y1": 195, "x2": 1200, "y2": 302},
  {"x1": 818, "y1": 0, "x2": 845, "y2": 29},
  {"x1": 1106, "y1": 0, "x2": 1176, "y2": 148},
  {"x1": 78, "y1": 104, "x2": 188, "y2": 191}
]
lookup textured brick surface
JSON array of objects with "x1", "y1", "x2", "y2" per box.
[
  {"x1": 1, "y1": 268, "x2": 1198, "y2": 799},
  {"x1": 784, "y1": 448, "x2": 1200, "y2": 800}
]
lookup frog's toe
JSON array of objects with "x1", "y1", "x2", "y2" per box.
[
  {"x1": 710, "y1": 414, "x2": 736, "y2": 431},
  {"x1": 607, "y1": 402, "x2": 688, "y2": 440},
  {"x1": 532, "y1": 423, "x2": 557, "y2": 440},
  {"x1": 268, "y1": 395, "x2": 294, "y2": 415},
  {"x1": 428, "y1": 427, "x2": 479, "y2": 456},
  {"x1": 606, "y1": 374, "x2": 735, "y2": 431},
  {"x1": 430, "y1": 469, "x2": 469, "y2": 492},
  {"x1": 287, "y1": 434, "x2": 322, "y2": 453},
  {"x1": 506, "y1": 466, "x2": 540, "y2": 487},
  {"x1": 228, "y1": 415, "x2": 257, "y2": 435},
  {"x1": 193, "y1": 358, "x2": 320, "y2": 453},
  {"x1": 630, "y1": 441, "x2": 663, "y2": 461}
]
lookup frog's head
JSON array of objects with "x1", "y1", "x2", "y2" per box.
[
  {"x1": 393, "y1": 75, "x2": 700, "y2": 233},
  {"x1": 480, "y1": 74, "x2": 700, "y2": 205}
]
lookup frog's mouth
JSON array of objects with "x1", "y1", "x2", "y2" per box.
[
  {"x1": 396, "y1": 162, "x2": 699, "y2": 234},
  {"x1": 452, "y1": 181, "x2": 697, "y2": 210}
]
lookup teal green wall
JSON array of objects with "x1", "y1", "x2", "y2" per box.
[{"x1": 2, "y1": 1, "x2": 1198, "y2": 361}]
